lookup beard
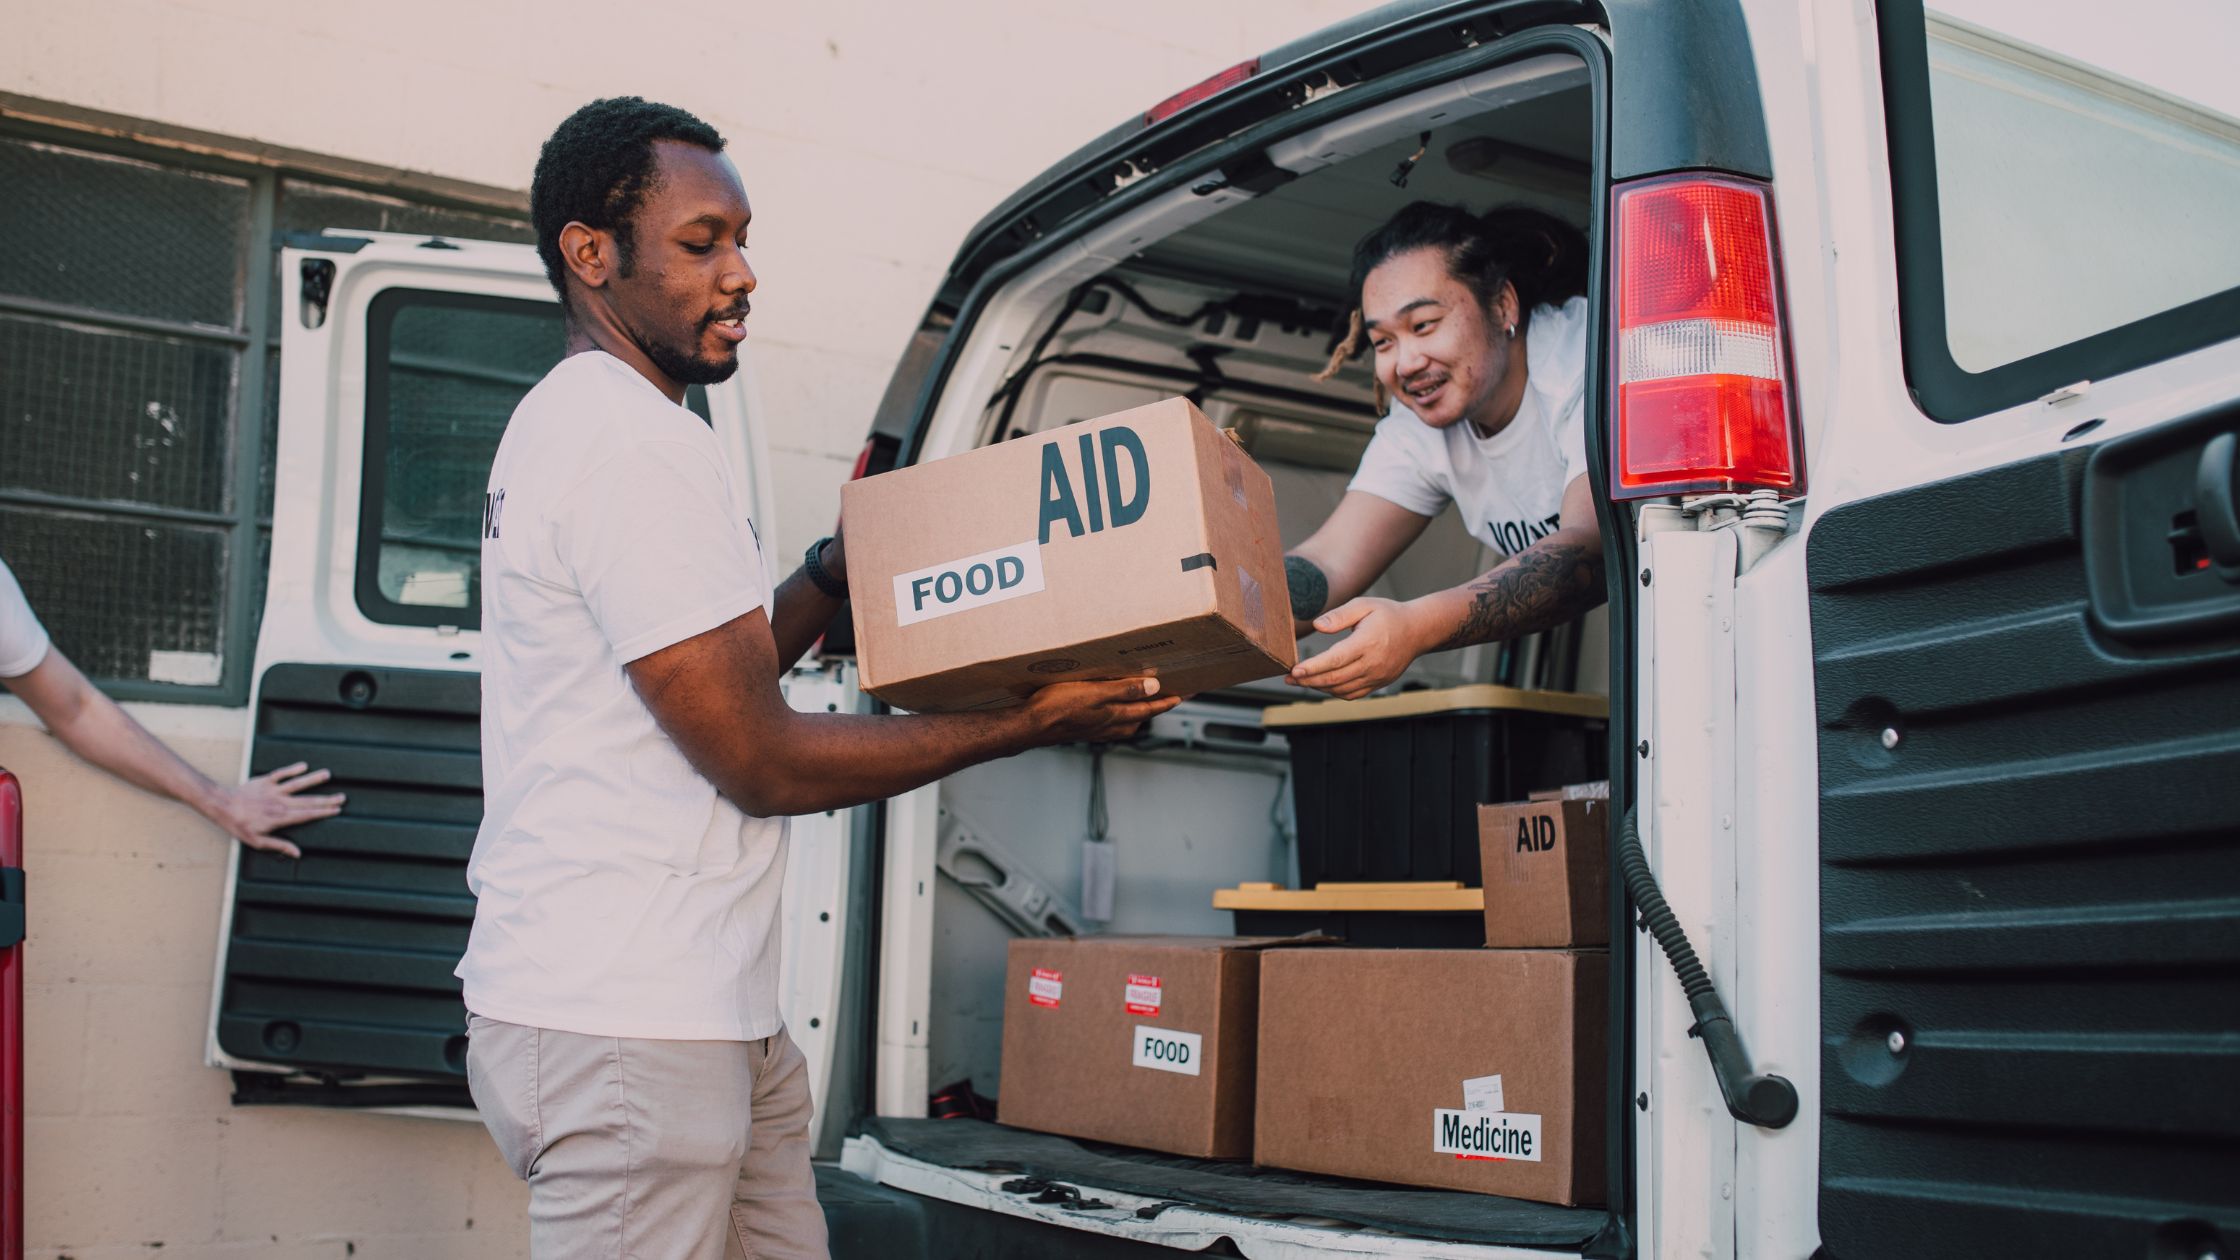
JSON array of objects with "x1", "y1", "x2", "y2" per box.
[{"x1": 641, "y1": 325, "x2": 741, "y2": 387}]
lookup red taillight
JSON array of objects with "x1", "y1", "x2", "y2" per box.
[
  {"x1": 1144, "y1": 58, "x2": 1259, "y2": 126},
  {"x1": 1610, "y1": 175, "x2": 1802, "y2": 500}
]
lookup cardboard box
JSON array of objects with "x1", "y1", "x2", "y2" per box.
[
  {"x1": 1255, "y1": 948, "x2": 1607, "y2": 1205},
  {"x1": 1477, "y1": 797, "x2": 1609, "y2": 948},
  {"x1": 999, "y1": 935, "x2": 1300, "y2": 1158},
  {"x1": 842, "y1": 398, "x2": 1296, "y2": 712}
]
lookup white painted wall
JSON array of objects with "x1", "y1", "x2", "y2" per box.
[{"x1": 2, "y1": 2, "x2": 1371, "y2": 1256}]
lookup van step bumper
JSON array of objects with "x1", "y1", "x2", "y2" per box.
[{"x1": 836, "y1": 1121, "x2": 1606, "y2": 1259}]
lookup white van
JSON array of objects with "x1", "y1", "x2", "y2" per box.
[{"x1": 204, "y1": 1, "x2": 2240, "y2": 1257}]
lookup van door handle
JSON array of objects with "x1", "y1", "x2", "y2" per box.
[{"x1": 2195, "y1": 432, "x2": 2240, "y2": 579}]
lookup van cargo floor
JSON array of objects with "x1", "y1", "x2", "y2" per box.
[{"x1": 857, "y1": 1118, "x2": 1609, "y2": 1250}]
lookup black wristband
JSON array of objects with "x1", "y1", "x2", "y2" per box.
[
  {"x1": 803, "y1": 536, "x2": 848, "y2": 599},
  {"x1": 1285, "y1": 555, "x2": 1329, "y2": 621}
]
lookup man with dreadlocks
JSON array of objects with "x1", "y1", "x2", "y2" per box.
[
  {"x1": 457, "y1": 97, "x2": 1176, "y2": 1260},
  {"x1": 1283, "y1": 202, "x2": 1602, "y2": 699}
]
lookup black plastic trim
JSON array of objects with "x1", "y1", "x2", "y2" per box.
[
  {"x1": 215, "y1": 662, "x2": 482, "y2": 1085},
  {"x1": 0, "y1": 867, "x2": 22, "y2": 950},
  {"x1": 277, "y1": 230, "x2": 372, "y2": 253},
  {"x1": 1601, "y1": 0, "x2": 1773, "y2": 180},
  {"x1": 1876, "y1": 0, "x2": 2240, "y2": 422},
  {"x1": 1810, "y1": 445, "x2": 2240, "y2": 1258},
  {"x1": 2081, "y1": 402, "x2": 2240, "y2": 642}
]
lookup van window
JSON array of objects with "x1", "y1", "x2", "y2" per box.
[
  {"x1": 356, "y1": 290, "x2": 563, "y2": 627},
  {"x1": 353, "y1": 290, "x2": 716, "y2": 629},
  {"x1": 1881, "y1": 0, "x2": 2240, "y2": 418}
]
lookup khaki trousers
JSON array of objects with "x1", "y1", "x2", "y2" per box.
[{"x1": 466, "y1": 1014, "x2": 830, "y2": 1260}]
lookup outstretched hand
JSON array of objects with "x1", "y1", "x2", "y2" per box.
[
  {"x1": 207, "y1": 762, "x2": 345, "y2": 859},
  {"x1": 1286, "y1": 597, "x2": 1429, "y2": 700}
]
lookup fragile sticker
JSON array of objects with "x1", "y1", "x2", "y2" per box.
[
  {"x1": 1028, "y1": 967, "x2": 1063, "y2": 1008},
  {"x1": 1124, "y1": 974, "x2": 1163, "y2": 1015},
  {"x1": 1433, "y1": 1109, "x2": 1542, "y2": 1162},
  {"x1": 893, "y1": 540, "x2": 1045, "y2": 627},
  {"x1": 1132, "y1": 1025, "x2": 1202, "y2": 1076},
  {"x1": 1463, "y1": 1075, "x2": 1504, "y2": 1113}
]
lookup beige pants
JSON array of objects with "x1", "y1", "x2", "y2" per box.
[{"x1": 465, "y1": 1014, "x2": 830, "y2": 1260}]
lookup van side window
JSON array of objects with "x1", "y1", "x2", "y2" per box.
[
  {"x1": 1880, "y1": 1, "x2": 2240, "y2": 418},
  {"x1": 356, "y1": 291, "x2": 562, "y2": 627}
]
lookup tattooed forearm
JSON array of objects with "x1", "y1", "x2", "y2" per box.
[{"x1": 1430, "y1": 538, "x2": 1606, "y2": 652}]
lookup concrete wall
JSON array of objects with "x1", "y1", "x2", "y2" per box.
[{"x1": 3, "y1": 1, "x2": 1367, "y2": 1255}]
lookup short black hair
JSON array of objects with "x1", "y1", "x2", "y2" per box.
[{"x1": 530, "y1": 97, "x2": 727, "y2": 305}]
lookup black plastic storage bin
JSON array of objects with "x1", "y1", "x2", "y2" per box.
[{"x1": 1263, "y1": 685, "x2": 1608, "y2": 887}]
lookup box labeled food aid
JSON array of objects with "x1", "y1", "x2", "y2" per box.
[
  {"x1": 1255, "y1": 948, "x2": 1607, "y2": 1205},
  {"x1": 1477, "y1": 796, "x2": 1609, "y2": 948},
  {"x1": 998, "y1": 935, "x2": 1310, "y2": 1158},
  {"x1": 842, "y1": 398, "x2": 1295, "y2": 712}
]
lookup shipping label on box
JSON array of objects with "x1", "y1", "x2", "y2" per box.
[
  {"x1": 1478, "y1": 798, "x2": 1609, "y2": 948},
  {"x1": 843, "y1": 398, "x2": 1296, "y2": 713}
]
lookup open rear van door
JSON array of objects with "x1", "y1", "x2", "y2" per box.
[{"x1": 1808, "y1": 5, "x2": 2240, "y2": 1255}]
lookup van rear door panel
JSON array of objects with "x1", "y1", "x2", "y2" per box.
[
  {"x1": 215, "y1": 663, "x2": 480, "y2": 1085},
  {"x1": 1808, "y1": 439, "x2": 2240, "y2": 1256}
]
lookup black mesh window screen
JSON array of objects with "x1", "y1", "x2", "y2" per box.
[{"x1": 0, "y1": 124, "x2": 526, "y2": 702}]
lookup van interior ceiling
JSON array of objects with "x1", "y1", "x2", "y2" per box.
[{"x1": 877, "y1": 51, "x2": 1615, "y2": 1252}]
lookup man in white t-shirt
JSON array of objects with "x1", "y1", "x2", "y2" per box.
[
  {"x1": 1285, "y1": 203, "x2": 1607, "y2": 698},
  {"x1": 462, "y1": 98, "x2": 1177, "y2": 1260},
  {"x1": 0, "y1": 556, "x2": 342, "y2": 852}
]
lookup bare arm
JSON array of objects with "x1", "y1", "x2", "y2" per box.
[
  {"x1": 1289, "y1": 474, "x2": 1606, "y2": 699},
  {"x1": 1, "y1": 648, "x2": 344, "y2": 857},
  {"x1": 1285, "y1": 491, "x2": 1434, "y2": 632},
  {"x1": 626, "y1": 607, "x2": 1178, "y2": 818},
  {"x1": 767, "y1": 534, "x2": 847, "y2": 673}
]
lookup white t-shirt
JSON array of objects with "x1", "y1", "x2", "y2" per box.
[
  {"x1": 0, "y1": 557, "x2": 52, "y2": 679},
  {"x1": 458, "y1": 351, "x2": 784, "y2": 1042},
  {"x1": 1347, "y1": 296, "x2": 1591, "y2": 558}
]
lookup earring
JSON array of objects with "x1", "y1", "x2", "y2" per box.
[{"x1": 1506, "y1": 323, "x2": 1517, "y2": 339}]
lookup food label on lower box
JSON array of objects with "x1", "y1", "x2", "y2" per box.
[
  {"x1": 1131, "y1": 1025, "x2": 1202, "y2": 1076},
  {"x1": 1028, "y1": 968, "x2": 1063, "y2": 1008},
  {"x1": 1433, "y1": 1109, "x2": 1542, "y2": 1161},
  {"x1": 1124, "y1": 974, "x2": 1163, "y2": 1015},
  {"x1": 893, "y1": 541, "x2": 1045, "y2": 627}
]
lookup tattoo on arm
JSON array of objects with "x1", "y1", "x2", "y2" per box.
[
  {"x1": 1431, "y1": 539, "x2": 1606, "y2": 652},
  {"x1": 1286, "y1": 554, "x2": 1330, "y2": 621}
]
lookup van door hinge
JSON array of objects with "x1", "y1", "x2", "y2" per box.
[
  {"x1": 1681, "y1": 489, "x2": 1793, "y2": 573},
  {"x1": 0, "y1": 867, "x2": 24, "y2": 950}
]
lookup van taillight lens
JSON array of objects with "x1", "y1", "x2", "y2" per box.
[{"x1": 1610, "y1": 175, "x2": 1802, "y2": 500}]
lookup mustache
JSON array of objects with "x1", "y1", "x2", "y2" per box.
[
  {"x1": 1400, "y1": 369, "x2": 1448, "y2": 393},
  {"x1": 705, "y1": 300, "x2": 751, "y2": 325}
]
